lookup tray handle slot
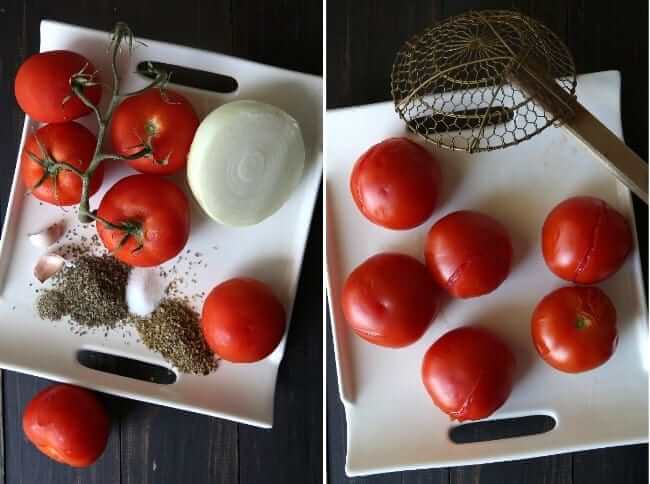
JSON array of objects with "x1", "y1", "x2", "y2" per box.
[
  {"x1": 137, "y1": 61, "x2": 238, "y2": 93},
  {"x1": 76, "y1": 349, "x2": 177, "y2": 384},
  {"x1": 449, "y1": 414, "x2": 556, "y2": 444}
]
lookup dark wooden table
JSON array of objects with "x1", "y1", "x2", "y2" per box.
[
  {"x1": 326, "y1": 1, "x2": 648, "y2": 483},
  {"x1": 0, "y1": 1, "x2": 322, "y2": 483}
]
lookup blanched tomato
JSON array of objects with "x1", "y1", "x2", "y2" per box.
[
  {"x1": 23, "y1": 384, "x2": 110, "y2": 468},
  {"x1": 21, "y1": 122, "x2": 103, "y2": 206},
  {"x1": 425, "y1": 210, "x2": 512, "y2": 298},
  {"x1": 201, "y1": 278, "x2": 286, "y2": 363},
  {"x1": 15, "y1": 50, "x2": 102, "y2": 123},
  {"x1": 350, "y1": 138, "x2": 441, "y2": 229},
  {"x1": 96, "y1": 175, "x2": 190, "y2": 267},
  {"x1": 542, "y1": 196, "x2": 632, "y2": 284},
  {"x1": 531, "y1": 285, "x2": 617, "y2": 373},
  {"x1": 422, "y1": 326, "x2": 515, "y2": 421},
  {"x1": 110, "y1": 88, "x2": 199, "y2": 175},
  {"x1": 342, "y1": 252, "x2": 440, "y2": 347}
]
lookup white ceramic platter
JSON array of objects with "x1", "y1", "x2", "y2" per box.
[
  {"x1": 0, "y1": 20, "x2": 322, "y2": 428},
  {"x1": 326, "y1": 71, "x2": 648, "y2": 476}
]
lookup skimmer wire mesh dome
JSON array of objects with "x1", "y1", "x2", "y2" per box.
[{"x1": 391, "y1": 10, "x2": 577, "y2": 153}]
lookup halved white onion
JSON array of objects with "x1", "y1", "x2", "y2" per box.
[{"x1": 187, "y1": 100, "x2": 305, "y2": 226}]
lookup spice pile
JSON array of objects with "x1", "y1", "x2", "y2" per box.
[{"x1": 35, "y1": 253, "x2": 217, "y2": 375}]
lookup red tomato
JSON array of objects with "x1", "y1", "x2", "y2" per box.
[
  {"x1": 342, "y1": 253, "x2": 440, "y2": 347},
  {"x1": 425, "y1": 210, "x2": 513, "y2": 298},
  {"x1": 350, "y1": 137, "x2": 441, "y2": 229},
  {"x1": 22, "y1": 384, "x2": 110, "y2": 468},
  {"x1": 15, "y1": 50, "x2": 102, "y2": 123},
  {"x1": 422, "y1": 326, "x2": 515, "y2": 421},
  {"x1": 96, "y1": 175, "x2": 190, "y2": 267},
  {"x1": 109, "y1": 88, "x2": 199, "y2": 175},
  {"x1": 20, "y1": 122, "x2": 103, "y2": 206},
  {"x1": 542, "y1": 196, "x2": 632, "y2": 284},
  {"x1": 531, "y1": 286, "x2": 617, "y2": 373},
  {"x1": 201, "y1": 278, "x2": 286, "y2": 363}
]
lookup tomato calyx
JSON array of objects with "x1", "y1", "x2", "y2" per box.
[
  {"x1": 64, "y1": 63, "x2": 101, "y2": 107},
  {"x1": 91, "y1": 212, "x2": 145, "y2": 254},
  {"x1": 575, "y1": 312, "x2": 593, "y2": 330}
]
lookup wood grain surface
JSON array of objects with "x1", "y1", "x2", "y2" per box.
[
  {"x1": 0, "y1": 1, "x2": 322, "y2": 483},
  {"x1": 326, "y1": 0, "x2": 648, "y2": 483}
]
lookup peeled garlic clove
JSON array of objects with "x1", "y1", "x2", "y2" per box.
[
  {"x1": 126, "y1": 267, "x2": 165, "y2": 317},
  {"x1": 34, "y1": 254, "x2": 66, "y2": 283},
  {"x1": 28, "y1": 221, "x2": 66, "y2": 249}
]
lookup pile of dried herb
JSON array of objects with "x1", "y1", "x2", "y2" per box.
[
  {"x1": 36, "y1": 255, "x2": 130, "y2": 328},
  {"x1": 130, "y1": 299, "x2": 217, "y2": 375}
]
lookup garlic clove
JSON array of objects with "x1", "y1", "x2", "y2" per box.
[
  {"x1": 28, "y1": 221, "x2": 66, "y2": 249},
  {"x1": 34, "y1": 254, "x2": 67, "y2": 283}
]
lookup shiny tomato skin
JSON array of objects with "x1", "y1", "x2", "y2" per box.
[
  {"x1": 15, "y1": 50, "x2": 102, "y2": 123},
  {"x1": 350, "y1": 137, "x2": 442, "y2": 230},
  {"x1": 20, "y1": 122, "x2": 103, "y2": 206},
  {"x1": 542, "y1": 196, "x2": 632, "y2": 284},
  {"x1": 22, "y1": 384, "x2": 110, "y2": 468},
  {"x1": 425, "y1": 210, "x2": 513, "y2": 298},
  {"x1": 531, "y1": 286, "x2": 617, "y2": 373},
  {"x1": 96, "y1": 175, "x2": 190, "y2": 267},
  {"x1": 201, "y1": 278, "x2": 286, "y2": 363},
  {"x1": 342, "y1": 253, "x2": 440, "y2": 348},
  {"x1": 422, "y1": 326, "x2": 515, "y2": 421},
  {"x1": 110, "y1": 89, "x2": 199, "y2": 175}
]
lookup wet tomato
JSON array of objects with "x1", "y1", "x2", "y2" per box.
[
  {"x1": 422, "y1": 326, "x2": 516, "y2": 421},
  {"x1": 350, "y1": 138, "x2": 441, "y2": 229},
  {"x1": 542, "y1": 196, "x2": 632, "y2": 284},
  {"x1": 201, "y1": 278, "x2": 286, "y2": 363},
  {"x1": 531, "y1": 285, "x2": 617, "y2": 373},
  {"x1": 342, "y1": 252, "x2": 440, "y2": 348},
  {"x1": 425, "y1": 210, "x2": 513, "y2": 298}
]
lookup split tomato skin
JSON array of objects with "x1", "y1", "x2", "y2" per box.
[
  {"x1": 531, "y1": 285, "x2": 618, "y2": 373},
  {"x1": 22, "y1": 384, "x2": 110, "y2": 468},
  {"x1": 20, "y1": 122, "x2": 103, "y2": 206},
  {"x1": 342, "y1": 252, "x2": 440, "y2": 348},
  {"x1": 542, "y1": 196, "x2": 632, "y2": 284},
  {"x1": 15, "y1": 50, "x2": 102, "y2": 123},
  {"x1": 201, "y1": 278, "x2": 286, "y2": 363},
  {"x1": 96, "y1": 174, "x2": 190, "y2": 267},
  {"x1": 425, "y1": 210, "x2": 513, "y2": 298},
  {"x1": 421, "y1": 326, "x2": 515, "y2": 422},
  {"x1": 350, "y1": 138, "x2": 441, "y2": 230},
  {"x1": 110, "y1": 88, "x2": 199, "y2": 175}
]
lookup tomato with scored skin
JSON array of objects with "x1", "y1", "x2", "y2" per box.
[
  {"x1": 422, "y1": 326, "x2": 516, "y2": 422},
  {"x1": 110, "y1": 88, "x2": 199, "y2": 175},
  {"x1": 425, "y1": 210, "x2": 513, "y2": 298},
  {"x1": 542, "y1": 196, "x2": 632, "y2": 284},
  {"x1": 350, "y1": 137, "x2": 442, "y2": 230},
  {"x1": 15, "y1": 50, "x2": 102, "y2": 123},
  {"x1": 201, "y1": 278, "x2": 286, "y2": 363},
  {"x1": 21, "y1": 122, "x2": 103, "y2": 206},
  {"x1": 96, "y1": 174, "x2": 190, "y2": 267},
  {"x1": 22, "y1": 384, "x2": 110, "y2": 468},
  {"x1": 531, "y1": 285, "x2": 617, "y2": 373},
  {"x1": 342, "y1": 252, "x2": 440, "y2": 348}
]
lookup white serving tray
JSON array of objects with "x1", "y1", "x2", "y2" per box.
[
  {"x1": 0, "y1": 20, "x2": 322, "y2": 428},
  {"x1": 326, "y1": 71, "x2": 648, "y2": 475}
]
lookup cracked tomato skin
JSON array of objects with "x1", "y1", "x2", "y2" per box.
[
  {"x1": 201, "y1": 278, "x2": 286, "y2": 363},
  {"x1": 15, "y1": 50, "x2": 102, "y2": 123},
  {"x1": 96, "y1": 174, "x2": 190, "y2": 267},
  {"x1": 23, "y1": 384, "x2": 110, "y2": 468},
  {"x1": 424, "y1": 210, "x2": 512, "y2": 298},
  {"x1": 350, "y1": 138, "x2": 441, "y2": 230},
  {"x1": 422, "y1": 326, "x2": 515, "y2": 422},
  {"x1": 21, "y1": 122, "x2": 103, "y2": 206},
  {"x1": 532, "y1": 286, "x2": 617, "y2": 373},
  {"x1": 110, "y1": 88, "x2": 199, "y2": 175},
  {"x1": 342, "y1": 252, "x2": 440, "y2": 348},
  {"x1": 542, "y1": 196, "x2": 632, "y2": 284}
]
